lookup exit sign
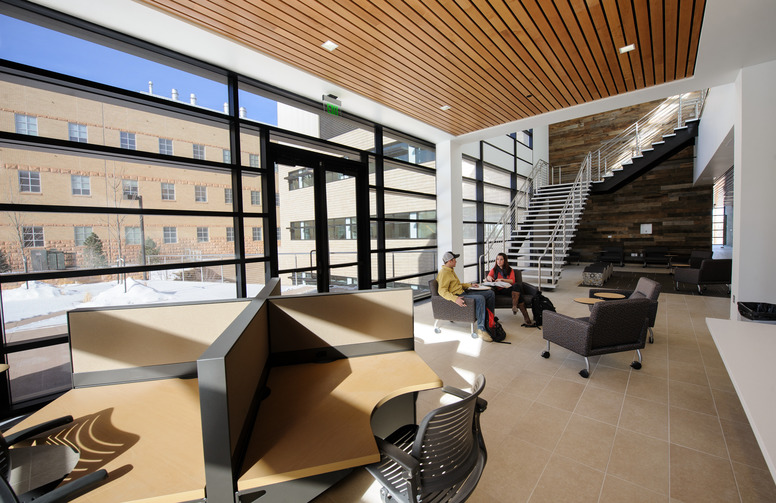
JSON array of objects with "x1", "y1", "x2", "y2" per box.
[{"x1": 324, "y1": 103, "x2": 340, "y2": 116}]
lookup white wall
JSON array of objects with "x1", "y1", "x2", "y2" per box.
[
  {"x1": 696, "y1": 84, "x2": 736, "y2": 182},
  {"x1": 732, "y1": 59, "x2": 776, "y2": 317}
]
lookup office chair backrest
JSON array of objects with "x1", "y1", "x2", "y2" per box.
[
  {"x1": 412, "y1": 374, "x2": 486, "y2": 494},
  {"x1": 588, "y1": 298, "x2": 651, "y2": 350}
]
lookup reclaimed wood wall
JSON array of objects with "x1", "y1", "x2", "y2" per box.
[{"x1": 549, "y1": 100, "x2": 712, "y2": 263}]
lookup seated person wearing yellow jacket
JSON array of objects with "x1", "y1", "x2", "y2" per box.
[{"x1": 437, "y1": 251, "x2": 496, "y2": 342}]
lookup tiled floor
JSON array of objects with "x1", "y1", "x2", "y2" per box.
[{"x1": 314, "y1": 264, "x2": 776, "y2": 502}]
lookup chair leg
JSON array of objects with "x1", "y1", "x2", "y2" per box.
[
  {"x1": 434, "y1": 319, "x2": 441, "y2": 334},
  {"x1": 579, "y1": 357, "x2": 590, "y2": 378},
  {"x1": 541, "y1": 341, "x2": 550, "y2": 358},
  {"x1": 470, "y1": 323, "x2": 476, "y2": 338},
  {"x1": 631, "y1": 349, "x2": 643, "y2": 370},
  {"x1": 697, "y1": 284, "x2": 703, "y2": 295},
  {"x1": 648, "y1": 326, "x2": 654, "y2": 344}
]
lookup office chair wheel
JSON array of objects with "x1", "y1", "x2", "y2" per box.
[
  {"x1": 579, "y1": 369, "x2": 589, "y2": 378},
  {"x1": 541, "y1": 351, "x2": 550, "y2": 358},
  {"x1": 471, "y1": 332, "x2": 478, "y2": 339},
  {"x1": 631, "y1": 361, "x2": 642, "y2": 370},
  {"x1": 434, "y1": 328, "x2": 441, "y2": 334}
]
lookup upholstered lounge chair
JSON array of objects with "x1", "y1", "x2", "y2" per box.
[
  {"x1": 589, "y1": 277, "x2": 661, "y2": 343},
  {"x1": 429, "y1": 279, "x2": 476, "y2": 338},
  {"x1": 597, "y1": 246, "x2": 624, "y2": 266},
  {"x1": 540, "y1": 298, "x2": 651, "y2": 378},
  {"x1": 674, "y1": 258, "x2": 732, "y2": 294},
  {"x1": 642, "y1": 246, "x2": 669, "y2": 268}
]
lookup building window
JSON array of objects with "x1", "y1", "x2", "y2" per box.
[
  {"x1": 193, "y1": 144, "x2": 205, "y2": 160},
  {"x1": 122, "y1": 179, "x2": 139, "y2": 199},
  {"x1": 223, "y1": 149, "x2": 231, "y2": 163},
  {"x1": 289, "y1": 220, "x2": 315, "y2": 240},
  {"x1": 15, "y1": 114, "x2": 38, "y2": 135},
  {"x1": 120, "y1": 131, "x2": 136, "y2": 150},
  {"x1": 18, "y1": 170, "x2": 41, "y2": 193},
  {"x1": 159, "y1": 138, "x2": 173, "y2": 155},
  {"x1": 125, "y1": 226, "x2": 141, "y2": 245},
  {"x1": 161, "y1": 182, "x2": 175, "y2": 200},
  {"x1": 224, "y1": 188, "x2": 233, "y2": 204},
  {"x1": 226, "y1": 227, "x2": 235, "y2": 242},
  {"x1": 197, "y1": 227, "x2": 209, "y2": 242},
  {"x1": 163, "y1": 226, "x2": 177, "y2": 244},
  {"x1": 384, "y1": 211, "x2": 437, "y2": 239},
  {"x1": 71, "y1": 175, "x2": 91, "y2": 196},
  {"x1": 22, "y1": 226, "x2": 44, "y2": 247},
  {"x1": 329, "y1": 217, "x2": 357, "y2": 240},
  {"x1": 251, "y1": 190, "x2": 261, "y2": 205},
  {"x1": 195, "y1": 185, "x2": 207, "y2": 202},
  {"x1": 68, "y1": 123, "x2": 87, "y2": 142},
  {"x1": 249, "y1": 153, "x2": 259, "y2": 168},
  {"x1": 74, "y1": 226, "x2": 92, "y2": 245},
  {"x1": 287, "y1": 168, "x2": 314, "y2": 191},
  {"x1": 252, "y1": 227, "x2": 262, "y2": 241}
]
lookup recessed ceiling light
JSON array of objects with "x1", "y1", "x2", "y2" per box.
[
  {"x1": 619, "y1": 44, "x2": 635, "y2": 54},
  {"x1": 321, "y1": 40, "x2": 338, "y2": 52},
  {"x1": 440, "y1": 105, "x2": 451, "y2": 111}
]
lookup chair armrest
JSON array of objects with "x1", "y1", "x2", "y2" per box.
[
  {"x1": 373, "y1": 436, "x2": 419, "y2": 478},
  {"x1": 543, "y1": 311, "x2": 592, "y2": 354},
  {"x1": 4, "y1": 415, "x2": 74, "y2": 446},
  {"x1": 674, "y1": 267, "x2": 701, "y2": 284},
  {"x1": 522, "y1": 282, "x2": 539, "y2": 296}
]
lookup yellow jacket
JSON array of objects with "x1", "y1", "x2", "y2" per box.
[{"x1": 437, "y1": 265, "x2": 471, "y2": 302}]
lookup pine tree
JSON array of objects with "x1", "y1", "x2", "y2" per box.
[
  {"x1": 83, "y1": 232, "x2": 107, "y2": 267},
  {"x1": 0, "y1": 248, "x2": 10, "y2": 273}
]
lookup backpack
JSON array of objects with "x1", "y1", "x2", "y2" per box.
[
  {"x1": 531, "y1": 292, "x2": 556, "y2": 328},
  {"x1": 486, "y1": 308, "x2": 509, "y2": 343}
]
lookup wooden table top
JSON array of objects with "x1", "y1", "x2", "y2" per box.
[
  {"x1": 237, "y1": 351, "x2": 442, "y2": 491},
  {"x1": 593, "y1": 292, "x2": 626, "y2": 299},
  {"x1": 5, "y1": 379, "x2": 205, "y2": 503},
  {"x1": 574, "y1": 297, "x2": 604, "y2": 305}
]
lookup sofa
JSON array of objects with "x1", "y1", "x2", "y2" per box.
[
  {"x1": 597, "y1": 246, "x2": 624, "y2": 266},
  {"x1": 642, "y1": 246, "x2": 670, "y2": 268},
  {"x1": 674, "y1": 258, "x2": 732, "y2": 294}
]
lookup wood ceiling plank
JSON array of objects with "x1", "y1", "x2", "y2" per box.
[
  {"x1": 686, "y1": 0, "x2": 706, "y2": 76},
  {"x1": 634, "y1": 0, "x2": 654, "y2": 87},
  {"x1": 551, "y1": 0, "x2": 608, "y2": 99},
  {"x1": 675, "y1": 0, "x2": 694, "y2": 78},
  {"x1": 588, "y1": 0, "x2": 628, "y2": 93},
  {"x1": 650, "y1": 0, "x2": 665, "y2": 84},
  {"x1": 570, "y1": 0, "x2": 618, "y2": 96},
  {"x1": 664, "y1": 0, "x2": 679, "y2": 82},
  {"x1": 601, "y1": 0, "x2": 635, "y2": 92},
  {"x1": 617, "y1": 0, "x2": 645, "y2": 88},
  {"x1": 522, "y1": 0, "x2": 595, "y2": 102}
]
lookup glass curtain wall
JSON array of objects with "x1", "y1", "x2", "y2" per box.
[{"x1": 0, "y1": 4, "x2": 435, "y2": 413}]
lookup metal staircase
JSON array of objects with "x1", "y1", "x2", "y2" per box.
[{"x1": 481, "y1": 90, "x2": 706, "y2": 289}]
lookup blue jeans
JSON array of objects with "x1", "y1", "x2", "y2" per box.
[{"x1": 460, "y1": 288, "x2": 496, "y2": 331}]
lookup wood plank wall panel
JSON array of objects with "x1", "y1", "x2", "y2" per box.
[
  {"x1": 138, "y1": 0, "x2": 706, "y2": 136},
  {"x1": 550, "y1": 103, "x2": 712, "y2": 261}
]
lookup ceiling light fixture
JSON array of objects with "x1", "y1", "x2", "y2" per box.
[
  {"x1": 440, "y1": 105, "x2": 451, "y2": 111},
  {"x1": 619, "y1": 43, "x2": 635, "y2": 54},
  {"x1": 321, "y1": 40, "x2": 338, "y2": 52}
]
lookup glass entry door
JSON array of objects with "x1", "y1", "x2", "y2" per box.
[{"x1": 271, "y1": 144, "x2": 369, "y2": 294}]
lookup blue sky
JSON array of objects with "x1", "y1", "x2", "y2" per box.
[{"x1": 0, "y1": 14, "x2": 277, "y2": 125}]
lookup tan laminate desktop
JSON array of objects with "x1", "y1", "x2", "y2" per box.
[
  {"x1": 237, "y1": 351, "x2": 442, "y2": 491},
  {"x1": 6, "y1": 378, "x2": 204, "y2": 503}
]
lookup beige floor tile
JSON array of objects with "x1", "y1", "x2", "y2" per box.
[
  {"x1": 509, "y1": 401, "x2": 571, "y2": 451},
  {"x1": 587, "y1": 365, "x2": 631, "y2": 394},
  {"x1": 555, "y1": 414, "x2": 617, "y2": 471},
  {"x1": 475, "y1": 436, "x2": 551, "y2": 503},
  {"x1": 669, "y1": 407, "x2": 728, "y2": 458},
  {"x1": 528, "y1": 454, "x2": 605, "y2": 503},
  {"x1": 479, "y1": 391, "x2": 533, "y2": 443},
  {"x1": 619, "y1": 395, "x2": 669, "y2": 440},
  {"x1": 626, "y1": 372, "x2": 669, "y2": 404},
  {"x1": 705, "y1": 366, "x2": 736, "y2": 393},
  {"x1": 507, "y1": 369, "x2": 553, "y2": 401},
  {"x1": 667, "y1": 346, "x2": 705, "y2": 366},
  {"x1": 669, "y1": 443, "x2": 739, "y2": 502},
  {"x1": 608, "y1": 429, "x2": 670, "y2": 495},
  {"x1": 712, "y1": 388, "x2": 749, "y2": 423},
  {"x1": 667, "y1": 360, "x2": 709, "y2": 387},
  {"x1": 574, "y1": 386, "x2": 625, "y2": 426},
  {"x1": 638, "y1": 354, "x2": 669, "y2": 379},
  {"x1": 600, "y1": 475, "x2": 669, "y2": 503},
  {"x1": 668, "y1": 380, "x2": 716, "y2": 415},
  {"x1": 720, "y1": 418, "x2": 771, "y2": 471},
  {"x1": 731, "y1": 461, "x2": 776, "y2": 503},
  {"x1": 535, "y1": 376, "x2": 586, "y2": 412}
]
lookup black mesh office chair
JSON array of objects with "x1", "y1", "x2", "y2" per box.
[
  {"x1": 366, "y1": 375, "x2": 488, "y2": 502},
  {"x1": 1, "y1": 415, "x2": 107, "y2": 503}
]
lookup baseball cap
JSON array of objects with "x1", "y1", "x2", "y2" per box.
[{"x1": 442, "y1": 251, "x2": 460, "y2": 263}]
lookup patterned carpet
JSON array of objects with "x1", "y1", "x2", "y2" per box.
[{"x1": 581, "y1": 270, "x2": 731, "y2": 298}]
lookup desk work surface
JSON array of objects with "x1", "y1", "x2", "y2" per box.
[
  {"x1": 6, "y1": 378, "x2": 204, "y2": 503},
  {"x1": 238, "y1": 351, "x2": 442, "y2": 490},
  {"x1": 706, "y1": 318, "x2": 776, "y2": 481}
]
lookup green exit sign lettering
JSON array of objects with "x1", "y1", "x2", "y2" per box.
[{"x1": 324, "y1": 103, "x2": 340, "y2": 116}]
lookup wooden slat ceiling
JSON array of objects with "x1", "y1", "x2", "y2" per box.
[{"x1": 138, "y1": 0, "x2": 706, "y2": 136}]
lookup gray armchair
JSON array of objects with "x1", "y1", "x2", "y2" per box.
[
  {"x1": 589, "y1": 277, "x2": 661, "y2": 343},
  {"x1": 642, "y1": 246, "x2": 669, "y2": 268},
  {"x1": 597, "y1": 246, "x2": 624, "y2": 266},
  {"x1": 674, "y1": 258, "x2": 732, "y2": 294},
  {"x1": 491, "y1": 270, "x2": 539, "y2": 311},
  {"x1": 429, "y1": 279, "x2": 476, "y2": 338},
  {"x1": 540, "y1": 298, "x2": 651, "y2": 378},
  {"x1": 366, "y1": 375, "x2": 487, "y2": 503}
]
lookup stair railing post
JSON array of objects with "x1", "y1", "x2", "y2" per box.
[{"x1": 678, "y1": 95, "x2": 683, "y2": 128}]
